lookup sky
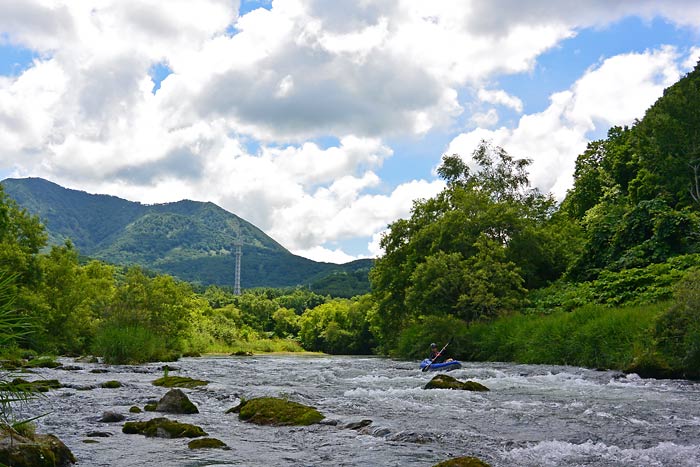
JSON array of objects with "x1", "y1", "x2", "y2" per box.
[{"x1": 1, "y1": 1, "x2": 699, "y2": 263}]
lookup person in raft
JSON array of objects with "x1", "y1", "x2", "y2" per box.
[{"x1": 429, "y1": 343, "x2": 453, "y2": 363}]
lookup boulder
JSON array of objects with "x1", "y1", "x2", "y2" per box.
[
  {"x1": 0, "y1": 428, "x2": 76, "y2": 467},
  {"x1": 122, "y1": 417, "x2": 206, "y2": 438},
  {"x1": 99, "y1": 411, "x2": 125, "y2": 423},
  {"x1": 424, "y1": 374, "x2": 489, "y2": 391},
  {"x1": 234, "y1": 397, "x2": 324, "y2": 426},
  {"x1": 156, "y1": 389, "x2": 199, "y2": 414},
  {"x1": 432, "y1": 457, "x2": 491, "y2": 467}
]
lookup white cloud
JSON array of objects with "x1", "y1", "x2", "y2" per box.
[
  {"x1": 471, "y1": 108, "x2": 499, "y2": 127},
  {"x1": 478, "y1": 89, "x2": 524, "y2": 113},
  {"x1": 291, "y1": 245, "x2": 360, "y2": 264},
  {"x1": 448, "y1": 46, "x2": 686, "y2": 199},
  {"x1": 684, "y1": 47, "x2": 700, "y2": 71},
  {"x1": 1, "y1": 0, "x2": 700, "y2": 263}
]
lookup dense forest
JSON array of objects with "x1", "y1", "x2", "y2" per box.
[{"x1": 1, "y1": 62, "x2": 700, "y2": 380}]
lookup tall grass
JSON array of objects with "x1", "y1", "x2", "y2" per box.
[
  {"x1": 196, "y1": 337, "x2": 304, "y2": 355},
  {"x1": 92, "y1": 324, "x2": 176, "y2": 364},
  {"x1": 460, "y1": 302, "x2": 666, "y2": 370}
]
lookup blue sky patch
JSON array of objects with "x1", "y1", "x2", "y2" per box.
[
  {"x1": 239, "y1": 0, "x2": 273, "y2": 16},
  {"x1": 149, "y1": 62, "x2": 173, "y2": 94},
  {"x1": 498, "y1": 17, "x2": 696, "y2": 115},
  {"x1": 0, "y1": 41, "x2": 38, "y2": 76}
]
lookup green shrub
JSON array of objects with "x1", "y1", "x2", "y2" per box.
[
  {"x1": 653, "y1": 268, "x2": 700, "y2": 378},
  {"x1": 462, "y1": 302, "x2": 663, "y2": 370},
  {"x1": 527, "y1": 254, "x2": 700, "y2": 313},
  {"x1": 92, "y1": 324, "x2": 170, "y2": 364}
]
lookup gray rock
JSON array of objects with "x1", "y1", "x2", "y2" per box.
[
  {"x1": 156, "y1": 389, "x2": 198, "y2": 414},
  {"x1": 99, "y1": 411, "x2": 125, "y2": 423}
]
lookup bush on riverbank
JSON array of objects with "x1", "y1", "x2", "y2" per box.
[
  {"x1": 457, "y1": 302, "x2": 664, "y2": 370},
  {"x1": 92, "y1": 324, "x2": 176, "y2": 364}
]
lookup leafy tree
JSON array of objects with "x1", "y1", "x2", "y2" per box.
[
  {"x1": 94, "y1": 266, "x2": 200, "y2": 361},
  {"x1": 299, "y1": 296, "x2": 374, "y2": 354},
  {"x1": 235, "y1": 292, "x2": 279, "y2": 332},
  {"x1": 33, "y1": 242, "x2": 114, "y2": 354},
  {"x1": 564, "y1": 62, "x2": 700, "y2": 280},
  {"x1": 0, "y1": 185, "x2": 46, "y2": 291},
  {"x1": 272, "y1": 307, "x2": 300, "y2": 338},
  {"x1": 370, "y1": 141, "x2": 576, "y2": 351}
]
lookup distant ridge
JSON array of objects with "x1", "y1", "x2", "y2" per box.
[{"x1": 1, "y1": 177, "x2": 372, "y2": 295}]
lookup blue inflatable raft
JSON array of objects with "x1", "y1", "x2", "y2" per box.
[{"x1": 420, "y1": 359, "x2": 462, "y2": 371}]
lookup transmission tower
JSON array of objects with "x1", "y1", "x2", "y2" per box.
[{"x1": 233, "y1": 222, "x2": 242, "y2": 295}]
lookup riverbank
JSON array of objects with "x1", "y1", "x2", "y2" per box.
[{"x1": 393, "y1": 299, "x2": 699, "y2": 380}]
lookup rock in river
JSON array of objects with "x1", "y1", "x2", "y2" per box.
[
  {"x1": 424, "y1": 374, "x2": 489, "y2": 391},
  {"x1": 232, "y1": 397, "x2": 325, "y2": 426},
  {"x1": 431, "y1": 456, "x2": 492, "y2": 467},
  {"x1": 0, "y1": 428, "x2": 76, "y2": 467},
  {"x1": 156, "y1": 388, "x2": 199, "y2": 414},
  {"x1": 122, "y1": 417, "x2": 207, "y2": 438}
]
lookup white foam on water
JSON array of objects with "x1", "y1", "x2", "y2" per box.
[{"x1": 500, "y1": 439, "x2": 700, "y2": 467}]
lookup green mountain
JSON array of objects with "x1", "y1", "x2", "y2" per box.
[{"x1": 1, "y1": 177, "x2": 372, "y2": 294}]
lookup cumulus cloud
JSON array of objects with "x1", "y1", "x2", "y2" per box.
[
  {"x1": 1, "y1": 0, "x2": 700, "y2": 262},
  {"x1": 448, "y1": 46, "x2": 687, "y2": 199}
]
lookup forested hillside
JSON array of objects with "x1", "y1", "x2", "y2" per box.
[
  {"x1": 0, "y1": 177, "x2": 371, "y2": 294},
  {"x1": 368, "y1": 62, "x2": 700, "y2": 378}
]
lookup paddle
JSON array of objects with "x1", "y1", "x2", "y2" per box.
[{"x1": 422, "y1": 338, "x2": 452, "y2": 372}]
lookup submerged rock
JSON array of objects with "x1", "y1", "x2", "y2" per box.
[
  {"x1": 24, "y1": 357, "x2": 62, "y2": 369},
  {"x1": 0, "y1": 428, "x2": 76, "y2": 467},
  {"x1": 156, "y1": 389, "x2": 199, "y2": 414},
  {"x1": 0, "y1": 378, "x2": 61, "y2": 393},
  {"x1": 100, "y1": 380, "x2": 122, "y2": 389},
  {"x1": 122, "y1": 417, "x2": 207, "y2": 438},
  {"x1": 424, "y1": 374, "x2": 489, "y2": 391},
  {"x1": 235, "y1": 397, "x2": 324, "y2": 426},
  {"x1": 75, "y1": 356, "x2": 99, "y2": 363},
  {"x1": 129, "y1": 406, "x2": 142, "y2": 414},
  {"x1": 344, "y1": 419, "x2": 372, "y2": 430},
  {"x1": 431, "y1": 456, "x2": 491, "y2": 467},
  {"x1": 99, "y1": 411, "x2": 125, "y2": 423},
  {"x1": 187, "y1": 437, "x2": 229, "y2": 450},
  {"x1": 152, "y1": 376, "x2": 208, "y2": 388}
]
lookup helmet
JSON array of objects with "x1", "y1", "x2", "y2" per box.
[{"x1": 430, "y1": 343, "x2": 437, "y2": 348}]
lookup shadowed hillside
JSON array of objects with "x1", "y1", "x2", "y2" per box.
[{"x1": 1, "y1": 177, "x2": 372, "y2": 293}]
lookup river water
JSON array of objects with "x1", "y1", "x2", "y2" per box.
[{"x1": 22, "y1": 355, "x2": 700, "y2": 466}]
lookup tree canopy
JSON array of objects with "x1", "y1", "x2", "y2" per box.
[{"x1": 370, "y1": 141, "x2": 580, "y2": 350}]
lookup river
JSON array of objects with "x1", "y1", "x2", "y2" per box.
[{"x1": 23, "y1": 355, "x2": 700, "y2": 466}]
